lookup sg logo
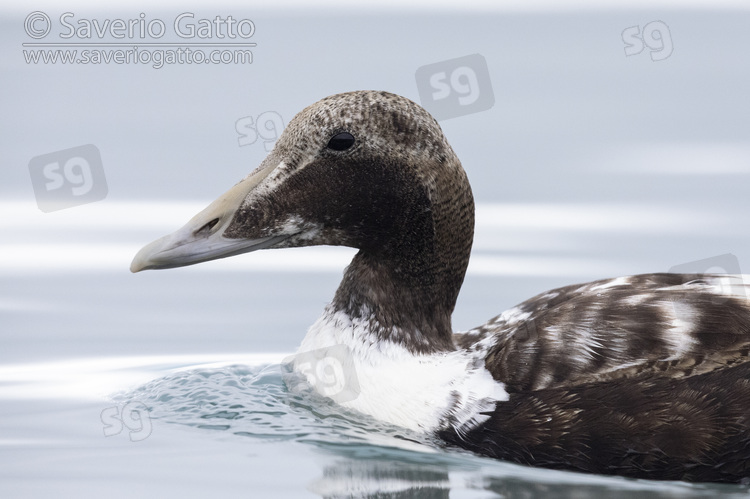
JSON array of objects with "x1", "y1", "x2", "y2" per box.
[
  {"x1": 415, "y1": 53, "x2": 495, "y2": 121},
  {"x1": 236, "y1": 111, "x2": 285, "y2": 151},
  {"x1": 283, "y1": 345, "x2": 361, "y2": 404},
  {"x1": 429, "y1": 66, "x2": 481, "y2": 106},
  {"x1": 622, "y1": 21, "x2": 673, "y2": 62},
  {"x1": 28, "y1": 144, "x2": 108, "y2": 212},
  {"x1": 101, "y1": 401, "x2": 152, "y2": 442},
  {"x1": 668, "y1": 253, "x2": 747, "y2": 307}
]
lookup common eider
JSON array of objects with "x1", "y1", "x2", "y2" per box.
[{"x1": 131, "y1": 91, "x2": 750, "y2": 483}]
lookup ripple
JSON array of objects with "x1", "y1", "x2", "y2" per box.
[
  {"x1": 120, "y1": 362, "x2": 435, "y2": 453},
  {"x1": 115, "y1": 361, "x2": 750, "y2": 498}
]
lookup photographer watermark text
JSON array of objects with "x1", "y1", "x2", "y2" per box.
[{"x1": 22, "y1": 11, "x2": 256, "y2": 69}]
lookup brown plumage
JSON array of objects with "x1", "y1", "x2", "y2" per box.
[
  {"x1": 131, "y1": 91, "x2": 750, "y2": 483},
  {"x1": 442, "y1": 361, "x2": 750, "y2": 482}
]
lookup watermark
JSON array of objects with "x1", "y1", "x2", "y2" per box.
[
  {"x1": 236, "y1": 111, "x2": 285, "y2": 151},
  {"x1": 101, "y1": 401, "x2": 152, "y2": 442},
  {"x1": 668, "y1": 253, "x2": 747, "y2": 302},
  {"x1": 22, "y1": 12, "x2": 256, "y2": 69},
  {"x1": 514, "y1": 317, "x2": 540, "y2": 344},
  {"x1": 622, "y1": 21, "x2": 673, "y2": 62},
  {"x1": 28, "y1": 144, "x2": 107, "y2": 212},
  {"x1": 282, "y1": 345, "x2": 360, "y2": 404},
  {"x1": 23, "y1": 47, "x2": 253, "y2": 69},
  {"x1": 415, "y1": 53, "x2": 494, "y2": 121}
]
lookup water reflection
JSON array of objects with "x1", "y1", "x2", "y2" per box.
[
  {"x1": 310, "y1": 459, "x2": 451, "y2": 499},
  {"x1": 309, "y1": 452, "x2": 749, "y2": 499}
]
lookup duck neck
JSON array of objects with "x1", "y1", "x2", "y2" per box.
[{"x1": 330, "y1": 163, "x2": 475, "y2": 354}]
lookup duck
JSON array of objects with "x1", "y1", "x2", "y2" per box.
[{"x1": 131, "y1": 90, "x2": 750, "y2": 483}]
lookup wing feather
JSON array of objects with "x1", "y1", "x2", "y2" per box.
[{"x1": 457, "y1": 273, "x2": 750, "y2": 392}]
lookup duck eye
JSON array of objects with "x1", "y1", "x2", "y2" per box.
[{"x1": 327, "y1": 132, "x2": 355, "y2": 151}]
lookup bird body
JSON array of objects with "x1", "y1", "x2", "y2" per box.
[{"x1": 131, "y1": 91, "x2": 750, "y2": 483}]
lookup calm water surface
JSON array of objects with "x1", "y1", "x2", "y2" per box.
[{"x1": 3, "y1": 5, "x2": 750, "y2": 497}]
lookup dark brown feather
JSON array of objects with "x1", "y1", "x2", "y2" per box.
[{"x1": 441, "y1": 361, "x2": 750, "y2": 483}]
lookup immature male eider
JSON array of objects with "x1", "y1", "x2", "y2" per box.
[{"x1": 131, "y1": 91, "x2": 750, "y2": 483}]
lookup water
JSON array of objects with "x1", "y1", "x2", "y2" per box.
[
  {"x1": 4, "y1": 3, "x2": 750, "y2": 497},
  {"x1": 121, "y1": 361, "x2": 750, "y2": 498},
  {"x1": 5, "y1": 353, "x2": 746, "y2": 498}
]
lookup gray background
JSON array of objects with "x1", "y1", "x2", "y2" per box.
[{"x1": 2, "y1": 2, "x2": 750, "y2": 498}]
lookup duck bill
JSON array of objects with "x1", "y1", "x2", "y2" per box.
[{"x1": 130, "y1": 160, "x2": 282, "y2": 273}]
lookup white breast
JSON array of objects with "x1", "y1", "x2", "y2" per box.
[{"x1": 289, "y1": 308, "x2": 509, "y2": 434}]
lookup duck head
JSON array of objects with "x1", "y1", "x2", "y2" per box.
[{"x1": 131, "y1": 91, "x2": 474, "y2": 351}]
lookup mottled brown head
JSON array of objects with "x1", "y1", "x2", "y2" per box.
[{"x1": 131, "y1": 91, "x2": 474, "y2": 350}]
